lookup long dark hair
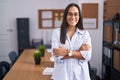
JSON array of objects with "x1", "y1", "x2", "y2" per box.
[{"x1": 60, "y1": 3, "x2": 84, "y2": 43}]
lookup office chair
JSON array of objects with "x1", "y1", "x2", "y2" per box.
[
  {"x1": 88, "y1": 62, "x2": 97, "y2": 80},
  {"x1": 0, "y1": 61, "x2": 10, "y2": 80},
  {"x1": 9, "y1": 51, "x2": 18, "y2": 66}
]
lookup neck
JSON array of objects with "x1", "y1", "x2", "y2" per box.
[
  {"x1": 68, "y1": 26, "x2": 76, "y2": 32},
  {"x1": 68, "y1": 26, "x2": 76, "y2": 40}
]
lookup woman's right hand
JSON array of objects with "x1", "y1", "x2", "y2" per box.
[{"x1": 79, "y1": 44, "x2": 90, "y2": 51}]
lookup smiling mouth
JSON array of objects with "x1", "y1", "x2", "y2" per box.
[{"x1": 70, "y1": 20, "x2": 76, "y2": 23}]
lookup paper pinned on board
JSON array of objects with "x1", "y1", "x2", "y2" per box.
[{"x1": 83, "y1": 18, "x2": 96, "y2": 28}]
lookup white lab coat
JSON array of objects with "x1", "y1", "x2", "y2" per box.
[{"x1": 51, "y1": 28, "x2": 92, "y2": 80}]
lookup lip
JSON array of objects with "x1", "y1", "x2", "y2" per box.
[{"x1": 69, "y1": 20, "x2": 76, "y2": 23}]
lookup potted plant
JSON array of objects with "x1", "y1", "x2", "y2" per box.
[
  {"x1": 33, "y1": 50, "x2": 42, "y2": 65},
  {"x1": 38, "y1": 45, "x2": 46, "y2": 57}
]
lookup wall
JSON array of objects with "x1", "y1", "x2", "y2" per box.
[
  {"x1": 8, "y1": 0, "x2": 103, "y2": 78},
  {"x1": 79, "y1": 0, "x2": 104, "y2": 78}
]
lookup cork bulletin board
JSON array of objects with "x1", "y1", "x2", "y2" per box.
[
  {"x1": 38, "y1": 9, "x2": 64, "y2": 29},
  {"x1": 82, "y1": 3, "x2": 98, "y2": 29}
]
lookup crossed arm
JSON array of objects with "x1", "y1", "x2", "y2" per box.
[{"x1": 53, "y1": 44, "x2": 90, "y2": 60}]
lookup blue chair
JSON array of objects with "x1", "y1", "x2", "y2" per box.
[
  {"x1": 88, "y1": 62, "x2": 97, "y2": 80},
  {"x1": 9, "y1": 51, "x2": 18, "y2": 66},
  {"x1": 0, "y1": 61, "x2": 10, "y2": 80}
]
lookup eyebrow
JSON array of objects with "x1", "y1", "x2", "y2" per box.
[
  {"x1": 68, "y1": 12, "x2": 79, "y2": 13},
  {"x1": 67, "y1": 12, "x2": 79, "y2": 16}
]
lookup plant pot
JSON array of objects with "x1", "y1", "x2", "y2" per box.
[{"x1": 34, "y1": 57, "x2": 41, "y2": 65}]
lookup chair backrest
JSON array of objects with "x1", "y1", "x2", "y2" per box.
[
  {"x1": 88, "y1": 62, "x2": 97, "y2": 80},
  {"x1": 0, "y1": 61, "x2": 10, "y2": 80},
  {"x1": 9, "y1": 51, "x2": 18, "y2": 65}
]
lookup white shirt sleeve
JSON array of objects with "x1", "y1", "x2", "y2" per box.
[
  {"x1": 51, "y1": 28, "x2": 64, "y2": 61},
  {"x1": 79, "y1": 31, "x2": 92, "y2": 62}
]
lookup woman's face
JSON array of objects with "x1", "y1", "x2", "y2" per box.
[{"x1": 66, "y1": 6, "x2": 79, "y2": 27}]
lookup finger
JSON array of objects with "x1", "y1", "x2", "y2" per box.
[
  {"x1": 53, "y1": 48, "x2": 58, "y2": 52},
  {"x1": 53, "y1": 52, "x2": 57, "y2": 56}
]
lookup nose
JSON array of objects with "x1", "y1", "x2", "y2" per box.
[
  {"x1": 71, "y1": 15, "x2": 76, "y2": 17},
  {"x1": 71, "y1": 15, "x2": 76, "y2": 20}
]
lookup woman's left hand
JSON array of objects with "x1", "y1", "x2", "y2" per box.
[{"x1": 53, "y1": 46, "x2": 67, "y2": 56}]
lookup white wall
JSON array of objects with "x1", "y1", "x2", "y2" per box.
[
  {"x1": 8, "y1": 0, "x2": 103, "y2": 78},
  {"x1": 11, "y1": 0, "x2": 80, "y2": 44},
  {"x1": 79, "y1": 0, "x2": 104, "y2": 78}
]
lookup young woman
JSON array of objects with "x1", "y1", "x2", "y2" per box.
[{"x1": 51, "y1": 3, "x2": 92, "y2": 80}]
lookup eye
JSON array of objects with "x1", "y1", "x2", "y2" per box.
[
  {"x1": 67, "y1": 12, "x2": 73, "y2": 16},
  {"x1": 74, "y1": 12, "x2": 79, "y2": 16},
  {"x1": 67, "y1": 12, "x2": 79, "y2": 16}
]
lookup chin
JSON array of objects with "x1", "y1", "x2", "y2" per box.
[{"x1": 69, "y1": 24, "x2": 76, "y2": 27}]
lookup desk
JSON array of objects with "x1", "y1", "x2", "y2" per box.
[{"x1": 3, "y1": 49, "x2": 54, "y2": 80}]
